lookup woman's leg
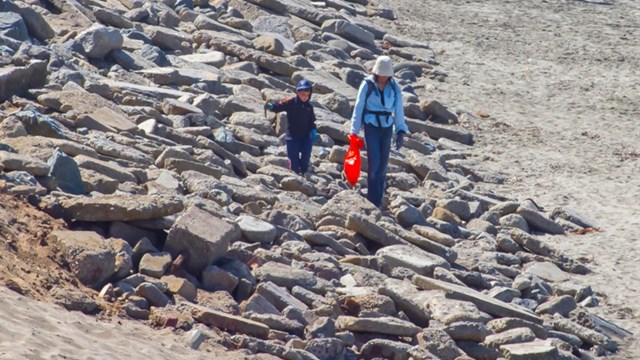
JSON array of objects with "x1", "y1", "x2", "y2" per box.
[{"x1": 364, "y1": 124, "x2": 393, "y2": 208}]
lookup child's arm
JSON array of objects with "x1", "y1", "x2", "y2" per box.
[{"x1": 265, "y1": 97, "x2": 293, "y2": 113}]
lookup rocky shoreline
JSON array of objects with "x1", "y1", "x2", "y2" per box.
[{"x1": 0, "y1": 0, "x2": 632, "y2": 359}]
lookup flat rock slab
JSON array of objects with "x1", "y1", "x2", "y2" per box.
[
  {"x1": 377, "y1": 244, "x2": 451, "y2": 277},
  {"x1": 191, "y1": 305, "x2": 270, "y2": 339},
  {"x1": 54, "y1": 194, "x2": 184, "y2": 222},
  {"x1": 500, "y1": 340, "x2": 558, "y2": 360},
  {"x1": 413, "y1": 275, "x2": 542, "y2": 324},
  {"x1": 524, "y1": 261, "x2": 569, "y2": 283},
  {"x1": 336, "y1": 315, "x2": 421, "y2": 337}
]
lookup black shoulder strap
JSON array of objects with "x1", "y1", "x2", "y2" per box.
[{"x1": 364, "y1": 78, "x2": 375, "y2": 103}]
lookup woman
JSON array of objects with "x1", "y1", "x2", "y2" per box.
[
  {"x1": 265, "y1": 79, "x2": 317, "y2": 175},
  {"x1": 350, "y1": 56, "x2": 409, "y2": 208}
]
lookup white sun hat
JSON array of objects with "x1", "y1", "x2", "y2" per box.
[{"x1": 372, "y1": 56, "x2": 394, "y2": 77}]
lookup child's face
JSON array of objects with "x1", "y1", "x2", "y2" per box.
[{"x1": 297, "y1": 89, "x2": 310, "y2": 102}]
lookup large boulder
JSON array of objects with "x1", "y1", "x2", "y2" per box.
[
  {"x1": 0, "y1": 60, "x2": 47, "y2": 102},
  {"x1": 164, "y1": 207, "x2": 240, "y2": 275},
  {"x1": 74, "y1": 25, "x2": 123, "y2": 59},
  {"x1": 48, "y1": 231, "x2": 118, "y2": 289}
]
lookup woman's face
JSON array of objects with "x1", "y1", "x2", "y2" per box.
[
  {"x1": 376, "y1": 75, "x2": 390, "y2": 83},
  {"x1": 297, "y1": 89, "x2": 311, "y2": 102}
]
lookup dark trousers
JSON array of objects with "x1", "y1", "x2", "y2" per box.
[
  {"x1": 286, "y1": 134, "x2": 313, "y2": 175},
  {"x1": 363, "y1": 123, "x2": 393, "y2": 208}
]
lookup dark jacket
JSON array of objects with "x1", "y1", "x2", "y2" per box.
[{"x1": 270, "y1": 96, "x2": 316, "y2": 139}]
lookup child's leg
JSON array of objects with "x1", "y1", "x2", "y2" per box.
[
  {"x1": 286, "y1": 136, "x2": 302, "y2": 173},
  {"x1": 298, "y1": 135, "x2": 313, "y2": 174}
]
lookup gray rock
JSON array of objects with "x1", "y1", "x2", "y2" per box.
[
  {"x1": 6, "y1": 2, "x2": 55, "y2": 41},
  {"x1": 516, "y1": 200, "x2": 564, "y2": 235},
  {"x1": 240, "y1": 293, "x2": 280, "y2": 316},
  {"x1": 0, "y1": 12, "x2": 29, "y2": 41},
  {"x1": 164, "y1": 206, "x2": 238, "y2": 275},
  {"x1": 236, "y1": 215, "x2": 277, "y2": 243},
  {"x1": 45, "y1": 194, "x2": 183, "y2": 222},
  {"x1": 135, "y1": 282, "x2": 169, "y2": 307},
  {"x1": 48, "y1": 231, "x2": 117, "y2": 289},
  {"x1": 94, "y1": 8, "x2": 134, "y2": 29},
  {"x1": 161, "y1": 274, "x2": 197, "y2": 302},
  {"x1": 301, "y1": 337, "x2": 345, "y2": 360},
  {"x1": 496, "y1": 233, "x2": 524, "y2": 254},
  {"x1": 0, "y1": 116, "x2": 27, "y2": 138},
  {"x1": 550, "y1": 206, "x2": 597, "y2": 229},
  {"x1": 0, "y1": 150, "x2": 49, "y2": 176},
  {"x1": 406, "y1": 118, "x2": 473, "y2": 145},
  {"x1": 360, "y1": 339, "x2": 413, "y2": 360},
  {"x1": 412, "y1": 225, "x2": 456, "y2": 247},
  {"x1": 192, "y1": 306, "x2": 270, "y2": 339},
  {"x1": 416, "y1": 329, "x2": 467, "y2": 360},
  {"x1": 256, "y1": 281, "x2": 309, "y2": 312},
  {"x1": 536, "y1": 295, "x2": 577, "y2": 317},
  {"x1": 456, "y1": 341, "x2": 502, "y2": 360},
  {"x1": 552, "y1": 315, "x2": 616, "y2": 351},
  {"x1": 254, "y1": 261, "x2": 326, "y2": 292},
  {"x1": 379, "y1": 222, "x2": 457, "y2": 263},
  {"x1": 428, "y1": 296, "x2": 492, "y2": 325},
  {"x1": 436, "y1": 198, "x2": 471, "y2": 220},
  {"x1": 547, "y1": 330, "x2": 582, "y2": 347},
  {"x1": 486, "y1": 317, "x2": 549, "y2": 339},
  {"x1": 248, "y1": 313, "x2": 305, "y2": 336},
  {"x1": 377, "y1": 244, "x2": 450, "y2": 277},
  {"x1": 444, "y1": 321, "x2": 492, "y2": 342},
  {"x1": 51, "y1": 288, "x2": 99, "y2": 314},
  {"x1": 413, "y1": 275, "x2": 542, "y2": 324},
  {"x1": 483, "y1": 327, "x2": 536, "y2": 348},
  {"x1": 132, "y1": 237, "x2": 159, "y2": 267},
  {"x1": 307, "y1": 317, "x2": 336, "y2": 339},
  {"x1": 347, "y1": 214, "x2": 407, "y2": 247},
  {"x1": 500, "y1": 214, "x2": 530, "y2": 233},
  {"x1": 298, "y1": 230, "x2": 357, "y2": 257},
  {"x1": 524, "y1": 262, "x2": 569, "y2": 283},
  {"x1": 74, "y1": 25, "x2": 123, "y2": 59},
  {"x1": 47, "y1": 148, "x2": 84, "y2": 195},
  {"x1": 383, "y1": 34, "x2": 429, "y2": 49},
  {"x1": 432, "y1": 267, "x2": 467, "y2": 287},
  {"x1": 138, "y1": 251, "x2": 172, "y2": 278},
  {"x1": 500, "y1": 340, "x2": 559, "y2": 360},
  {"x1": 335, "y1": 315, "x2": 421, "y2": 337},
  {"x1": 379, "y1": 278, "x2": 431, "y2": 327},
  {"x1": 144, "y1": 24, "x2": 191, "y2": 52},
  {"x1": 487, "y1": 287, "x2": 521, "y2": 303},
  {"x1": 202, "y1": 264, "x2": 239, "y2": 292}
]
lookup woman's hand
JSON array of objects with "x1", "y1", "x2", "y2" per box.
[{"x1": 395, "y1": 132, "x2": 405, "y2": 150}]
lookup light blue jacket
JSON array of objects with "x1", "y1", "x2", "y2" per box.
[{"x1": 350, "y1": 75, "x2": 409, "y2": 135}]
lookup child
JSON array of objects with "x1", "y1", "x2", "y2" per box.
[{"x1": 265, "y1": 80, "x2": 317, "y2": 175}]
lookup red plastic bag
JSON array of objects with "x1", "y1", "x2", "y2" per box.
[{"x1": 344, "y1": 134, "x2": 364, "y2": 187}]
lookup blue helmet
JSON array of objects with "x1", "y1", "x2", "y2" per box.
[{"x1": 295, "y1": 79, "x2": 313, "y2": 91}]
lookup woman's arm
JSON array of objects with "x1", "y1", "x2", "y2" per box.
[
  {"x1": 393, "y1": 81, "x2": 409, "y2": 134},
  {"x1": 349, "y1": 81, "x2": 369, "y2": 135}
]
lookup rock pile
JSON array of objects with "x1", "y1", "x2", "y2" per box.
[{"x1": 0, "y1": 0, "x2": 630, "y2": 359}]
